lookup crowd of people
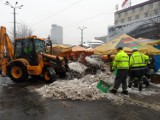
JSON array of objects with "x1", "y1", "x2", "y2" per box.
[{"x1": 109, "y1": 47, "x2": 151, "y2": 95}]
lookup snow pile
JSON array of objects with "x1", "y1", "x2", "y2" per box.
[
  {"x1": 35, "y1": 72, "x2": 127, "y2": 104},
  {"x1": 68, "y1": 62, "x2": 87, "y2": 73},
  {"x1": 121, "y1": 76, "x2": 160, "y2": 96},
  {"x1": 129, "y1": 85, "x2": 160, "y2": 96},
  {"x1": 85, "y1": 56, "x2": 102, "y2": 67},
  {"x1": 35, "y1": 64, "x2": 160, "y2": 104}
]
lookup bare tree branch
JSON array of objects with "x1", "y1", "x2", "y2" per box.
[{"x1": 16, "y1": 22, "x2": 33, "y2": 38}]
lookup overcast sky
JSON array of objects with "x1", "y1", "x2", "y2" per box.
[{"x1": 0, "y1": 0, "x2": 146, "y2": 45}]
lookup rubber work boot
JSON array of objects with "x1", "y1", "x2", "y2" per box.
[
  {"x1": 121, "y1": 90, "x2": 128, "y2": 95},
  {"x1": 143, "y1": 77, "x2": 150, "y2": 88},
  {"x1": 128, "y1": 85, "x2": 131, "y2": 88},
  {"x1": 133, "y1": 83, "x2": 138, "y2": 88},
  {"x1": 109, "y1": 89, "x2": 117, "y2": 94},
  {"x1": 145, "y1": 82, "x2": 150, "y2": 88},
  {"x1": 138, "y1": 83, "x2": 143, "y2": 91},
  {"x1": 128, "y1": 82, "x2": 132, "y2": 88}
]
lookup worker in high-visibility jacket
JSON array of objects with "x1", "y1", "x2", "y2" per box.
[
  {"x1": 110, "y1": 47, "x2": 129, "y2": 95},
  {"x1": 128, "y1": 48, "x2": 149, "y2": 91},
  {"x1": 142, "y1": 54, "x2": 150, "y2": 87}
]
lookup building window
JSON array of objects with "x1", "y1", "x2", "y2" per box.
[
  {"x1": 118, "y1": 13, "x2": 121, "y2": 17},
  {"x1": 150, "y1": 3, "x2": 153, "y2": 9},
  {"x1": 135, "y1": 15, "x2": 139, "y2": 20},
  {"x1": 154, "y1": 9, "x2": 158, "y2": 15},
  {"x1": 144, "y1": 12, "x2": 148, "y2": 17},
  {"x1": 132, "y1": 9, "x2": 135, "y2": 14},
  {"x1": 121, "y1": 19, "x2": 124, "y2": 23},
  {"x1": 128, "y1": 17, "x2": 131, "y2": 21},
  {"x1": 140, "y1": 6, "x2": 143, "y2": 11},
  {"x1": 125, "y1": 11, "x2": 128, "y2": 16}
]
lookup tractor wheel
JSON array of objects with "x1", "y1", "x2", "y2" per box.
[
  {"x1": 43, "y1": 67, "x2": 56, "y2": 83},
  {"x1": 7, "y1": 62, "x2": 28, "y2": 82}
]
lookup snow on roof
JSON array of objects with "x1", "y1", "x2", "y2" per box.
[{"x1": 87, "y1": 39, "x2": 104, "y2": 44}]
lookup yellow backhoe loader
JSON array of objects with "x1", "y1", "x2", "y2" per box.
[{"x1": 0, "y1": 26, "x2": 68, "y2": 83}]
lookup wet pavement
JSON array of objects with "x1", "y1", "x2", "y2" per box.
[{"x1": 0, "y1": 75, "x2": 160, "y2": 120}]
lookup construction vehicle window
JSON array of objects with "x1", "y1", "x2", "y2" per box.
[
  {"x1": 34, "y1": 40, "x2": 45, "y2": 53},
  {"x1": 23, "y1": 39, "x2": 33, "y2": 54},
  {"x1": 15, "y1": 41, "x2": 22, "y2": 58}
]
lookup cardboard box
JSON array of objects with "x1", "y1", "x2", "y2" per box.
[{"x1": 151, "y1": 74, "x2": 160, "y2": 84}]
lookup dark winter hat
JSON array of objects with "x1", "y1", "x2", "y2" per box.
[{"x1": 116, "y1": 47, "x2": 123, "y2": 50}]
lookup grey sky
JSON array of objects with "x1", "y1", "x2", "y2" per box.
[{"x1": 0, "y1": 0, "x2": 146, "y2": 45}]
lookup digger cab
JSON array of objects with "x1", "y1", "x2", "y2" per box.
[
  {"x1": 7, "y1": 36, "x2": 67, "y2": 83},
  {"x1": 14, "y1": 36, "x2": 46, "y2": 65}
]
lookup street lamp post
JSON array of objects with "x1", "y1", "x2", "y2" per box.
[
  {"x1": 5, "y1": 1, "x2": 23, "y2": 40},
  {"x1": 78, "y1": 26, "x2": 87, "y2": 46}
]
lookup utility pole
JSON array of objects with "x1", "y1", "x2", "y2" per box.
[
  {"x1": 47, "y1": 36, "x2": 53, "y2": 55},
  {"x1": 5, "y1": 1, "x2": 23, "y2": 41},
  {"x1": 78, "y1": 26, "x2": 87, "y2": 46}
]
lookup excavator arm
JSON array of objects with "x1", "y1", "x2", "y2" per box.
[{"x1": 0, "y1": 26, "x2": 14, "y2": 76}]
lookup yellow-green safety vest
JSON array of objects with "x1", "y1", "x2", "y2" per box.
[
  {"x1": 130, "y1": 51, "x2": 149, "y2": 67},
  {"x1": 112, "y1": 50, "x2": 129, "y2": 69}
]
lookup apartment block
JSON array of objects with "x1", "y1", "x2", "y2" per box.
[
  {"x1": 50, "y1": 24, "x2": 63, "y2": 44},
  {"x1": 107, "y1": 0, "x2": 160, "y2": 41}
]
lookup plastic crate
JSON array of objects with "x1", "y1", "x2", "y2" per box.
[{"x1": 96, "y1": 80, "x2": 111, "y2": 93}]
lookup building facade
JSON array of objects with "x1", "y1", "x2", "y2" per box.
[
  {"x1": 108, "y1": 0, "x2": 160, "y2": 41},
  {"x1": 50, "y1": 24, "x2": 63, "y2": 44}
]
